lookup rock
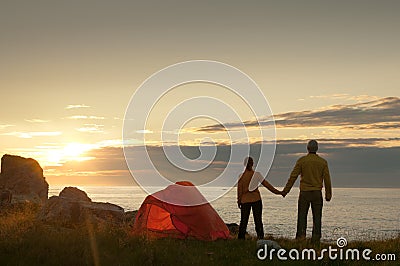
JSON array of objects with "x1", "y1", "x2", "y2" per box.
[
  {"x1": 257, "y1": 239, "x2": 282, "y2": 250},
  {"x1": 0, "y1": 154, "x2": 48, "y2": 204},
  {"x1": 81, "y1": 201, "x2": 124, "y2": 222},
  {"x1": 226, "y1": 223, "x2": 239, "y2": 235},
  {"x1": 39, "y1": 196, "x2": 79, "y2": 225},
  {"x1": 59, "y1": 187, "x2": 91, "y2": 202},
  {"x1": 38, "y1": 187, "x2": 124, "y2": 227}
]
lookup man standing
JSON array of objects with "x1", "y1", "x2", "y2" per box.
[{"x1": 282, "y1": 140, "x2": 332, "y2": 244}]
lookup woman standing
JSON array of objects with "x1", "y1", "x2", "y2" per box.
[{"x1": 237, "y1": 157, "x2": 282, "y2": 239}]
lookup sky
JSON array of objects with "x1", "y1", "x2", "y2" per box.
[{"x1": 0, "y1": 1, "x2": 399, "y2": 187}]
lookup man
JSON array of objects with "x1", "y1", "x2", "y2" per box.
[{"x1": 282, "y1": 140, "x2": 332, "y2": 244}]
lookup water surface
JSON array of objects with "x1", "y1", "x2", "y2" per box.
[{"x1": 49, "y1": 186, "x2": 400, "y2": 241}]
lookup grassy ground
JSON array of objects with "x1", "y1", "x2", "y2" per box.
[{"x1": 0, "y1": 203, "x2": 399, "y2": 265}]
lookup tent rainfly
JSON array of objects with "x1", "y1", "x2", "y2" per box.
[{"x1": 132, "y1": 181, "x2": 230, "y2": 241}]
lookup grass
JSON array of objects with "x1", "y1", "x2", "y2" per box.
[{"x1": 0, "y1": 203, "x2": 399, "y2": 266}]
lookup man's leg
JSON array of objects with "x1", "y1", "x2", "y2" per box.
[
  {"x1": 252, "y1": 200, "x2": 264, "y2": 239},
  {"x1": 296, "y1": 191, "x2": 310, "y2": 239},
  {"x1": 238, "y1": 202, "x2": 251, "y2": 239},
  {"x1": 311, "y1": 190, "x2": 323, "y2": 243}
]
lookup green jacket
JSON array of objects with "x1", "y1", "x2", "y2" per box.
[{"x1": 283, "y1": 153, "x2": 332, "y2": 200}]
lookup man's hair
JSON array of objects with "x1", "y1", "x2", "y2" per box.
[
  {"x1": 244, "y1": 157, "x2": 254, "y2": 171},
  {"x1": 307, "y1": 140, "x2": 318, "y2": 153}
]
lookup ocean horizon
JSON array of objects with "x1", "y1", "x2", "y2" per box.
[{"x1": 49, "y1": 185, "x2": 400, "y2": 242}]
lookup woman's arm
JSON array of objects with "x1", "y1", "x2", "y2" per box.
[{"x1": 261, "y1": 179, "x2": 282, "y2": 195}]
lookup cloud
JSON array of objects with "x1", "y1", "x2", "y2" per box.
[
  {"x1": 25, "y1": 119, "x2": 50, "y2": 123},
  {"x1": 0, "y1": 124, "x2": 14, "y2": 130},
  {"x1": 76, "y1": 124, "x2": 105, "y2": 133},
  {"x1": 310, "y1": 93, "x2": 350, "y2": 99},
  {"x1": 65, "y1": 115, "x2": 105, "y2": 120},
  {"x1": 342, "y1": 122, "x2": 399, "y2": 130},
  {"x1": 1, "y1": 131, "x2": 62, "y2": 138},
  {"x1": 308, "y1": 94, "x2": 381, "y2": 103},
  {"x1": 272, "y1": 137, "x2": 400, "y2": 148},
  {"x1": 45, "y1": 139, "x2": 400, "y2": 188},
  {"x1": 196, "y1": 97, "x2": 400, "y2": 132},
  {"x1": 47, "y1": 169, "x2": 128, "y2": 177},
  {"x1": 274, "y1": 96, "x2": 399, "y2": 128},
  {"x1": 267, "y1": 139, "x2": 400, "y2": 188},
  {"x1": 65, "y1": 104, "x2": 90, "y2": 109},
  {"x1": 135, "y1": 130, "x2": 154, "y2": 134}
]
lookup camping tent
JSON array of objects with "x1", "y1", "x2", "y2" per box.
[{"x1": 132, "y1": 181, "x2": 230, "y2": 240}]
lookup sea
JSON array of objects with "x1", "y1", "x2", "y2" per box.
[{"x1": 49, "y1": 186, "x2": 400, "y2": 242}]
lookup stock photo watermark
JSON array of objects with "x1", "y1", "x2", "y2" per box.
[
  {"x1": 257, "y1": 237, "x2": 397, "y2": 262},
  {"x1": 123, "y1": 60, "x2": 276, "y2": 206}
]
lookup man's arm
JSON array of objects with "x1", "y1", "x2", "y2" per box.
[
  {"x1": 282, "y1": 160, "x2": 301, "y2": 196},
  {"x1": 323, "y1": 163, "x2": 332, "y2": 201},
  {"x1": 261, "y1": 179, "x2": 281, "y2": 195}
]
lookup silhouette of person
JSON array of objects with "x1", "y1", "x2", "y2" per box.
[
  {"x1": 282, "y1": 140, "x2": 332, "y2": 244},
  {"x1": 237, "y1": 157, "x2": 281, "y2": 239}
]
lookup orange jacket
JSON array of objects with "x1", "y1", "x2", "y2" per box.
[{"x1": 237, "y1": 170, "x2": 263, "y2": 203}]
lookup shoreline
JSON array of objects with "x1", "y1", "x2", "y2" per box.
[
  {"x1": 49, "y1": 184, "x2": 400, "y2": 189},
  {"x1": 46, "y1": 185, "x2": 400, "y2": 242},
  {"x1": 1, "y1": 203, "x2": 398, "y2": 265}
]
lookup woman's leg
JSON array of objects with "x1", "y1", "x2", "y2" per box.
[
  {"x1": 252, "y1": 200, "x2": 264, "y2": 239},
  {"x1": 238, "y1": 202, "x2": 251, "y2": 239}
]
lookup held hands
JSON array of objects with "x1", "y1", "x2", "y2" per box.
[{"x1": 274, "y1": 190, "x2": 287, "y2": 197}]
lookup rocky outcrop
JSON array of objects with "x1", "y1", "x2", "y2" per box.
[
  {"x1": 59, "y1": 187, "x2": 91, "y2": 202},
  {"x1": 39, "y1": 187, "x2": 124, "y2": 227},
  {"x1": 0, "y1": 154, "x2": 48, "y2": 204},
  {"x1": 0, "y1": 154, "x2": 132, "y2": 228}
]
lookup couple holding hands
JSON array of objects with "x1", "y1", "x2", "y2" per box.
[{"x1": 237, "y1": 140, "x2": 332, "y2": 244}]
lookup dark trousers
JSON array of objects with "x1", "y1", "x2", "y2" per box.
[
  {"x1": 296, "y1": 190, "x2": 323, "y2": 241},
  {"x1": 238, "y1": 200, "x2": 264, "y2": 239}
]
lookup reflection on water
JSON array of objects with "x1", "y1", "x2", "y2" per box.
[{"x1": 49, "y1": 186, "x2": 400, "y2": 241}]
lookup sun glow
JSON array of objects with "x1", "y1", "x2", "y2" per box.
[{"x1": 45, "y1": 143, "x2": 95, "y2": 166}]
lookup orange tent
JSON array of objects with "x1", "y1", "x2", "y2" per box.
[{"x1": 132, "y1": 181, "x2": 230, "y2": 240}]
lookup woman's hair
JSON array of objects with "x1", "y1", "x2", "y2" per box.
[{"x1": 244, "y1": 157, "x2": 254, "y2": 171}]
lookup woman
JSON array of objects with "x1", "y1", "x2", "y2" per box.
[{"x1": 237, "y1": 157, "x2": 281, "y2": 239}]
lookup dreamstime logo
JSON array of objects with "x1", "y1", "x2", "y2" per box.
[
  {"x1": 257, "y1": 237, "x2": 397, "y2": 261},
  {"x1": 336, "y1": 237, "x2": 347, "y2": 248},
  {"x1": 122, "y1": 60, "x2": 276, "y2": 206}
]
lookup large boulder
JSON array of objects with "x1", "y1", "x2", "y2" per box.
[
  {"x1": 59, "y1": 186, "x2": 91, "y2": 202},
  {"x1": 0, "y1": 154, "x2": 48, "y2": 204},
  {"x1": 38, "y1": 187, "x2": 124, "y2": 227}
]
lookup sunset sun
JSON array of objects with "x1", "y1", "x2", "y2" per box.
[{"x1": 45, "y1": 143, "x2": 94, "y2": 166}]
